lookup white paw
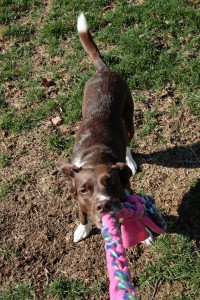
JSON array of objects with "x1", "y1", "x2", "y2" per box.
[
  {"x1": 142, "y1": 229, "x2": 154, "y2": 246},
  {"x1": 73, "y1": 222, "x2": 92, "y2": 243},
  {"x1": 126, "y1": 147, "x2": 137, "y2": 175}
]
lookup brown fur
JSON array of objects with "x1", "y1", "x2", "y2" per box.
[{"x1": 57, "y1": 15, "x2": 134, "y2": 228}]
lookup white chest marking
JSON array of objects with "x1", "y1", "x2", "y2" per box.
[
  {"x1": 97, "y1": 195, "x2": 111, "y2": 202},
  {"x1": 73, "y1": 156, "x2": 84, "y2": 168}
]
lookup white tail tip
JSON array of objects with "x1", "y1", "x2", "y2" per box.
[{"x1": 77, "y1": 12, "x2": 88, "y2": 33}]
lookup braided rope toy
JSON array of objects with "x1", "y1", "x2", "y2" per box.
[{"x1": 101, "y1": 194, "x2": 167, "y2": 300}]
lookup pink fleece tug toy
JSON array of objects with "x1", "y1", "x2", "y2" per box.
[{"x1": 101, "y1": 194, "x2": 167, "y2": 300}]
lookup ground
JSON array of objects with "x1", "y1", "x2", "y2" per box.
[{"x1": 0, "y1": 1, "x2": 200, "y2": 299}]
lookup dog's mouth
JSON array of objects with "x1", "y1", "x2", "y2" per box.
[{"x1": 93, "y1": 200, "x2": 123, "y2": 228}]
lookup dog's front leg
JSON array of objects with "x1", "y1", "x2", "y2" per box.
[
  {"x1": 73, "y1": 204, "x2": 92, "y2": 243},
  {"x1": 126, "y1": 147, "x2": 137, "y2": 175}
]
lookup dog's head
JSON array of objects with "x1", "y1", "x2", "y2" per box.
[{"x1": 57, "y1": 161, "x2": 132, "y2": 225}]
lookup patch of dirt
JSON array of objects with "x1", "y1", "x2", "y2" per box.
[
  {"x1": 0, "y1": 3, "x2": 199, "y2": 297},
  {"x1": 0, "y1": 88, "x2": 199, "y2": 299}
]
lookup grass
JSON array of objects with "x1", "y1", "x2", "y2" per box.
[
  {"x1": 0, "y1": 154, "x2": 10, "y2": 167},
  {"x1": 140, "y1": 110, "x2": 161, "y2": 137},
  {"x1": 0, "y1": 246, "x2": 18, "y2": 260},
  {"x1": 99, "y1": 0, "x2": 200, "y2": 91},
  {"x1": 1, "y1": 0, "x2": 199, "y2": 134},
  {"x1": 42, "y1": 160, "x2": 56, "y2": 170},
  {"x1": 0, "y1": 89, "x2": 7, "y2": 108},
  {"x1": 0, "y1": 100, "x2": 56, "y2": 133},
  {"x1": 2, "y1": 24, "x2": 35, "y2": 41},
  {"x1": 46, "y1": 277, "x2": 107, "y2": 299},
  {"x1": 188, "y1": 178, "x2": 198, "y2": 189},
  {"x1": 137, "y1": 234, "x2": 200, "y2": 299},
  {"x1": 0, "y1": 277, "x2": 105, "y2": 299},
  {"x1": 0, "y1": 0, "x2": 42, "y2": 25},
  {"x1": 45, "y1": 132, "x2": 74, "y2": 154},
  {"x1": 47, "y1": 277, "x2": 88, "y2": 300},
  {"x1": 187, "y1": 92, "x2": 200, "y2": 119},
  {"x1": 0, "y1": 174, "x2": 30, "y2": 198},
  {"x1": 0, "y1": 283, "x2": 35, "y2": 300},
  {"x1": 0, "y1": 0, "x2": 199, "y2": 299},
  {"x1": 90, "y1": 281, "x2": 107, "y2": 295},
  {"x1": 0, "y1": 182, "x2": 13, "y2": 198}
]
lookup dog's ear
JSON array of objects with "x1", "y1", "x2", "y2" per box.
[
  {"x1": 111, "y1": 162, "x2": 132, "y2": 187},
  {"x1": 56, "y1": 160, "x2": 82, "y2": 196},
  {"x1": 56, "y1": 160, "x2": 81, "y2": 180}
]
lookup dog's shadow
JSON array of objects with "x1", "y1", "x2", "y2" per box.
[
  {"x1": 134, "y1": 142, "x2": 200, "y2": 243},
  {"x1": 134, "y1": 141, "x2": 200, "y2": 169},
  {"x1": 166, "y1": 179, "x2": 200, "y2": 243},
  {"x1": 90, "y1": 143, "x2": 200, "y2": 242}
]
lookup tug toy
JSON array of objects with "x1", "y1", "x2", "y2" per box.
[{"x1": 101, "y1": 194, "x2": 167, "y2": 300}]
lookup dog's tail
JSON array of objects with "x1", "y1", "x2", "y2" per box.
[{"x1": 77, "y1": 13, "x2": 109, "y2": 71}]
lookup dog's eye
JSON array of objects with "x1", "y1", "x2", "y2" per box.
[
  {"x1": 109, "y1": 177, "x2": 117, "y2": 186},
  {"x1": 80, "y1": 187, "x2": 90, "y2": 194},
  {"x1": 100, "y1": 174, "x2": 117, "y2": 187}
]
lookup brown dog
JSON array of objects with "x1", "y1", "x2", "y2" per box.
[{"x1": 57, "y1": 13, "x2": 137, "y2": 242}]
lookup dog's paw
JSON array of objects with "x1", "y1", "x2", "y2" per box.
[
  {"x1": 142, "y1": 229, "x2": 154, "y2": 246},
  {"x1": 73, "y1": 222, "x2": 92, "y2": 243},
  {"x1": 126, "y1": 147, "x2": 137, "y2": 175}
]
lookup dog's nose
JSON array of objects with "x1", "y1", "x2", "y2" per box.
[{"x1": 96, "y1": 200, "x2": 111, "y2": 214}]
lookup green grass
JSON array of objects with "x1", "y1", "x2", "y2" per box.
[
  {"x1": 0, "y1": 278, "x2": 105, "y2": 299},
  {"x1": 187, "y1": 92, "x2": 200, "y2": 119},
  {"x1": 45, "y1": 132, "x2": 74, "y2": 154},
  {"x1": 0, "y1": 246, "x2": 18, "y2": 260},
  {"x1": 42, "y1": 160, "x2": 56, "y2": 170},
  {"x1": 0, "y1": 100, "x2": 56, "y2": 133},
  {"x1": 0, "y1": 182, "x2": 13, "y2": 198},
  {"x1": 0, "y1": 89, "x2": 7, "y2": 108},
  {"x1": 48, "y1": 186, "x2": 60, "y2": 196},
  {"x1": 25, "y1": 87, "x2": 46, "y2": 104},
  {"x1": 0, "y1": 0, "x2": 200, "y2": 298},
  {"x1": 0, "y1": 154, "x2": 10, "y2": 167},
  {"x1": 1, "y1": 0, "x2": 199, "y2": 134},
  {"x1": 0, "y1": 58, "x2": 32, "y2": 83},
  {"x1": 188, "y1": 178, "x2": 198, "y2": 189},
  {"x1": 12, "y1": 174, "x2": 30, "y2": 188},
  {"x1": 0, "y1": 0, "x2": 42, "y2": 25},
  {"x1": 0, "y1": 174, "x2": 29, "y2": 198},
  {"x1": 0, "y1": 283, "x2": 35, "y2": 300},
  {"x1": 2, "y1": 24, "x2": 35, "y2": 41},
  {"x1": 99, "y1": 0, "x2": 200, "y2": 91},
  {"x1": 140, "y1": 110, "x2": 161, "y2": 137},
  {"x1": 137, "y1": 234, "x2": 200, "y2": 299},
  {"x1": 90, "y1": 281, "x2": 107, "y2": 296},
  {"x1": 47, "y1": 277, "x2": 88, "y2": 300}
]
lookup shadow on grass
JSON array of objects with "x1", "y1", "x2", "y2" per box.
[
  {"x1": 166, "y1": 179, "x2": 200, "y2": 244},
  {"x1": 135, "y1": 141, "x2": 200, "y2": 169},
  {"x1": 134, "y1": 143, "x2": 200, "y2": 243}
]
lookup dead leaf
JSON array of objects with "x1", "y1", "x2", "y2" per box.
[
  {"x1": 68, "y1": 22, "x2": 74, "y2": 30},
  {"x1": 51, "y1": 116, "x2": 62, "y2": 126},
  {"x1": 12, "y1": 5, "x2": 28, "y2": 13},
  {"x1": 42, "y1": 78, "x2": 56, "y2": 87},
  {"x1": 160, "y1": 89, "x2": 168, "y2": 98},
  {"x1": 188, "y1": 1, "x2": 198, "y2": 7},
  {"x1": 167, "y1": 33, "x2": 174, "y2": 39},
  {"x1": 21, "y1": 5, "x2": 28, "y2": 12},
  {"x1": 81, "y1": 66, "x2": 89, "y2": 72},
  {"x1": 0, "y1": 130, "x2": 5, "y2": 139},
  {"x1": 0, "y1": 25, "x2": 8, "y2": 38}
]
